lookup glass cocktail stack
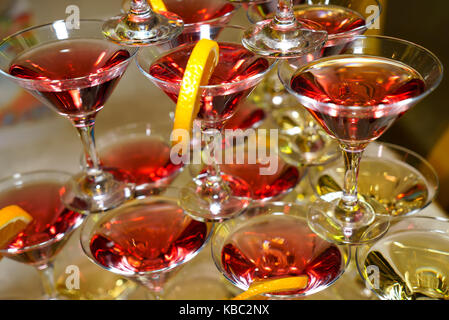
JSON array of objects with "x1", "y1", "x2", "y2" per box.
[{"x1": 0, "y1": 0, "x2": 445, "y2": 301}]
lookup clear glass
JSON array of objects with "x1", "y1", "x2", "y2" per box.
[
  {"x1": 136, "y1": 24, "x2": 275, "y2": 222},
  {"x1": 241, "y1": 0, "x2": 328, "y2": 58},
  {"x1": 0, "y1": 170, "x2": 85, "y2": 299},
  {"x1": 309, "y1": 142, "x2": 439, "y2": 299},
  {"x1": 247, "y1": 0, "x2": 381, "y2": 39},
  {"x1": 80, "y1": 187, "x2": 214, "y2": 300},
  {"x1": 247, "y1": 0, "x2": 381, "y2": 166},
  {"x1": 356, "y1": 216, "x2": 449, "y2": 300},
  {"x1": 103, "y1": 0, "x2": 184, "y2": 46},
  {"x1": 86, "y1": 122, "x2": 184, "y2": 198},
  {"x1": 309, "y1": 142, "x2": 439, "y2": 217},
  {"x1": 278, "y1": 35, "x2": 443, "y2": 245},
  {"x1": 0, "y1": 20, "x2": 138, "y2": 214},
  {"x1": 211, "y1": 201, "x2": 350, "y2": 299}
]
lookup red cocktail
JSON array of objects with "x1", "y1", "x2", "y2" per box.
[
  {"x1": 278, "y1": 35, "x2": 443, "y2": 245},
  {"x1": 81, "y1": 187, "x2": 213, "y2": 299},
  {"x1": 0, "y1": 171, "x2": 84, "y2": 299},
  {"x1": 95, "y1": 123, "x2": 184, "y2": 196},
  {"x1": 0, "y1": 20, "x2": 139, "y2": 214},
  {"x1": 212, "y1": 202, "x2": 349, "y2": 298},
  {"x1": 137, "y1": 24, "x2": 274, "y2": 222}
]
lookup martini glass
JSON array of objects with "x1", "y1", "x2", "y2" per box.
[
  {"x1": 103, "y1": 0, "x2": 183, "y2": 46},
  {"x1": 356, "y1": 216, "x2": 449, "y2": 300},
  {"x1": 91, "y1": 122, "x2": 184, "y2": 198},
  {"x1": 137, "y1": 24, "x2": 275, "y2": 222},
  {"x1": 80, "y1": 187, "x2": 213, "y2": 300},
  {"x1": 247, "y1": 0, "x2": 381, "y2": 166},
  {"x1": 0, "y1": 170, "x2": 85, "y2": 299},
  {"x1": 241, "y1": 0, "x2": 328, "y2": 58},
  {"x1": 278, "y1": 35, "x2": 443, "y2": 245},
  {"x1": 0, "y1": 20, "x2": 138, "y2": 214},
  {"x1": 122, "y1": 0, "x2": 240, "y2": 123},
  {"x1": 309, "y1": 142, "x2": 439, "y2": 217},
  {"x1": 211, "y1": 201, "x2": 350, "y2": 299},
  {"x1": 308, "y1": 143, "x2": 438, "y2": 300}
]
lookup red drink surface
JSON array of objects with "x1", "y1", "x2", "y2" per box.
[
  {"x1": 221, "y1": 215, "x2": 343, "y2": 295},
  {"x1": 294, "y1": 5, "x2": 366, "y2": 35},
  {"x1": 149, "y1": 42, "x2": 270, "y2": 121},
  {"x1": 100, "y1": 137, "x2": 183, "y2": 186},
  {"x1": 164, "y1": 0, "x2": 235, "y2": 24},
  {"x1": 290, "y1": 55, "x2": 426, "y2": 143},
  {"x1": 0, "y1": 182, "x2": 82, "y2": 250},
  {"x1": 220, "y1": 155, "x2": 300, "y2": 200},
  {"x1": 90, "y1": 201, "x2": 208, "y2": 273},
  {"x1": 223, "y1": 102, "x2": 266, "y2": 130},
  {"x1": 9, "y1": 39, "x2": 130, "y2": 118}
]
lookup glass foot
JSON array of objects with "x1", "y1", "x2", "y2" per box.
[
  {"x1": 179, "y1": 173, "x2": 251, "y2": 222},
  {"x1": 102, "y1": 11, "x2": 183, "y2": 46},
  {"x1": 62, "y1": 168, "x2": 134, "y2": 214},
  {"x1": 307, "y1": 193, "x2": 390, "y2": 245},
  {"x1": 242, "y1": 20, "x2": 326, "y2": 58}
]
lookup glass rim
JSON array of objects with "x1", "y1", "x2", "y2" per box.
[
  {"x1": 354, "y1": 214, "x2": 449, "y2": 297},
  {"x1": 136, "y1": 24, "x2": 276, "y2": 92},
  {"x1": 246, "y1": 0, "x2": 382, "y2": 40},
  {"x1": 79, "y1": 186, "x2": 215, "y2": 277},
  {"x1": 355, "y1": 214, "x2": 449, "y2": 258},
  {"x1": 210, "y1": 200, "x2": 351, "y2": 298},
  {"x1": 0, "y1": 19, "x2": 139, "y2": 88},
  {"x1": 0, "y1": 169, "x2": 84, "y2": 255},
  {"x1": 279, "y1": 34, "x2": 444, "y2": 112},
  {"x1": 96, "y1": 121, "x2": 172, "y2": 143},
  {"x1": 375, "y1": 142, "x2": 439, "y2": 198}
]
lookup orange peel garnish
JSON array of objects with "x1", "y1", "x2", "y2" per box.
[
  {"x1": 172, "y1": 39, "x2": 219, "y2": 153},
  {"x1": 0, "y1": 205, "x2": 33, "y2": 259},
  {"x1": 148, "y1": 0, "x2": 168, "y2": 13},
  {"x1": 232, "y1": 276, "x2": 309, "y2": 300}
]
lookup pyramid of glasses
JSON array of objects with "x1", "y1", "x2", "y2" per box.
[{"x1": 0, "y1": 0, "x2": 445, "y2": 301}]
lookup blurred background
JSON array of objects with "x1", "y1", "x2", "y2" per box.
[{"x1": 0, "y1": 0, "x2": 447, "y2": 208}]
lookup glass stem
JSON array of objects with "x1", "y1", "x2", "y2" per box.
[
  {"x1": 138, "y1": 273, "x2": 166, "y2": 300},
  {"x1": 130, "y1": 0, "x2": 151, "y2": 14},
  {"x1": 128, "y1": 0, "x2": 154, "y2": 21},
  {"x1": 202, "y1": 127, "x2": 227, "y2": 189},
  {"x1": 339, "y1": 145, "x2": 364, "y2": 212},
  {"x1": 36, "y1": 262, "x2": 58, "y2": 299},
  {"x1": 274, "y1": 0, "x2": 298, "y2": 28},
  {"x1": 73, "y1": 119, "x2": 102, "y2": 177}
]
